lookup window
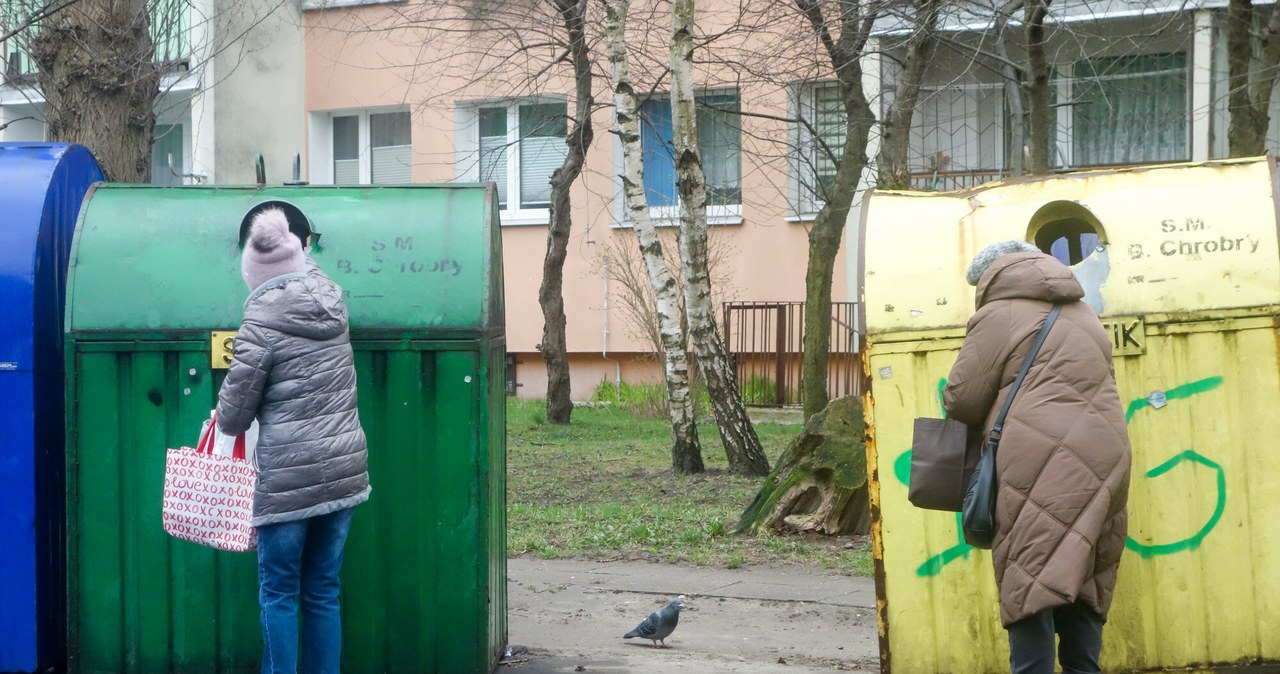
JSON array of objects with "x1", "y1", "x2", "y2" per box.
[
  {"x1": 315, "y1": 109, "x2": 412, "y2": 185},
  {"x1": 151, "y1": 124, "x2": 184, "y2": 185},
  {"x1": 463, "y1": 100, "x2": 567, "y2": 224},
  {"x1": 910, "y1": 83, "x2": 1006, "y2": 175},
  {"x1": 792, "y1": 82, "x2": 845, "y2": 215},
  {"x1": 638, "y1": 91, "x2": 741, "y2": 220},
  {"x1": 1069, "y1": 53, "x2": 1188, "y2": 166}
]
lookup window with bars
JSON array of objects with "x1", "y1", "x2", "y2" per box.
[
  {"x1": 792, "y1": 82, "x2": 847, "y2": 214},
  {"x1": 639, "y1": 91, "x2": 742, "y2": 213},
  {"x1": 328, "y1": 109, "x2": 412, "y2": 185},
  {"x1": 910, "y1": 83, "x2": 1006, "y2": 174},
  {"x1": 1068, "y1": 53, "x2": 1188, "y2": 166},
  {"x1": 2, "y1": 0, "x2": 190, "y2": 81},
  {"x1": 474, "y1": 101, "x2": 568, "y2": 217}
]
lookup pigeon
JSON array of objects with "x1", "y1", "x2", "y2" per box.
[{"x1": 623, "y1": 596, "x2": 686, "y2": 648}]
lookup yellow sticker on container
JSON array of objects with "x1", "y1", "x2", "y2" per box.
[{"x1": 211, "y1": 330, "x2": 238, "y2": 369}]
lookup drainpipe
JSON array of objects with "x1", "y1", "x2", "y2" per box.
[{"x1": 602, "y1": 249, "x2": 621, "y2": 402}]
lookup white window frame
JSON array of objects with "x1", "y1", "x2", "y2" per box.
[
  {"x1": 1054, "y1": 52, "x2": 1191, "y2": 169},
  {"x1": 610, "y1": 90, "x2": 744, "y2": 228},
  {"x1": 455, "y1": 98, "x2": 568, "y2": 227},
  {"x1": 308, "y1": 106, "x2": 411, "y2": 185},
  {"x1": 788, "y1": 81, "x2": 843, "y2": 220}
]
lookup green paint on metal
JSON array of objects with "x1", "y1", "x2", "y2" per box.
[
  {"x1": 901, "y1": 374, "x2": 1228, "y2": 577},
  {"x1": 1123, "y1": 376, "x2": 1223, "y2": 423},
  {"x1": 65, "y1": 185, "x2": 507, "y2": 673},
  {"x1": 1124, "y1": 450, "x2": 1227, "y2": 558},
  {"x1": 916, "y1": 516, "x2": 975, "y2": 577},
  {"x1": 67, "y1": 185, "x2": 499, "y2": 332}
]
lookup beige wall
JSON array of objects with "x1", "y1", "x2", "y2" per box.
[
  {"x1": 304, "y1": 0, "x2": 852, "y2": 399},
  {"x1": 212, "y1": 2, "x2": 307, "y2": 184}
]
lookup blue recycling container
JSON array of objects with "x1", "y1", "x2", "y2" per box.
[{"x1": 0, "y1": 143, "x2": 103, "y2": 672}]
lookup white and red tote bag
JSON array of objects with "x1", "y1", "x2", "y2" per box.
[{"x1": 161, "y1": 414, "x2": 258, "y2": 552}]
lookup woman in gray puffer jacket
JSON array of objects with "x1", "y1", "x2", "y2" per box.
[{"x1": 217, "y1": 207, "x2": 370, "y2": 674}]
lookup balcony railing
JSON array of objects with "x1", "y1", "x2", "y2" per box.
[{"x1": 3, "y1": 0, "x2": 190, "y2": 83}]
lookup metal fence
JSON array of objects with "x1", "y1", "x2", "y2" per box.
[{"x1": 721, "y1": 301, "x2": 862, "y2": 407}]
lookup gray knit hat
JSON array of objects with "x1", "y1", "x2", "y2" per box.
[
  {"x1": 242, "y1": 207, "x2": 306, "y2": 290},
  {"x1": 965, "y1": 240, "x2": 1040, "y2": 286}
]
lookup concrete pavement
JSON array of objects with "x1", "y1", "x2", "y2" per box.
[{"x1": 502, "y1": 557, "x2": 880, "y2": 673}]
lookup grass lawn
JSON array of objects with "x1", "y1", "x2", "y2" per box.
[{"x1": 506, "y1": 398, "x2": 873, "y2": 576}]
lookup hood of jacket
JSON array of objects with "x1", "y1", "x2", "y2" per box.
[
  {"x1": 975, "y1": 252, "x2": 1085, "y2": 308},
  {"x1": 243, "y1": 272, "x2": 348, "y2": 340}
]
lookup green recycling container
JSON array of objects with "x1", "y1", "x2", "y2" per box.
[{"x1": 64, "y1": 184, "x2": 506, "y2": 673}]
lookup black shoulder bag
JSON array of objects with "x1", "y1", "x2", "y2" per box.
[{"x1": 961, "y1": 303, "x2": 1062, "y2": 549}]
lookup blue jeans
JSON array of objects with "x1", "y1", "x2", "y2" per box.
[{"x1": 257, "y1": 507, "x2": 355, "y2": 674}]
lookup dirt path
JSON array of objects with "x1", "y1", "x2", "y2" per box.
[{"x1": 502, "y1": 558, "x2": 880, "y2": 673}]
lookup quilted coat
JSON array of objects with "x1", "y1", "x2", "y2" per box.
[
  {"x1": 217, "y1": 263, "x2": 370, "y2": 526},
  {"x1": 943, "y1": 252, "x2": 1131, "y2": 626}
]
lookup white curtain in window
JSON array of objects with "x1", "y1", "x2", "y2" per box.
[
  {"x1": 1072, "y1": 54, "x2": 1187, "y2": 166},
  {"x1": 697, "y1": 94, "x2": 741, "y2": 206},
  {"x1": 519, "y1": 136, "x2": 563, "y2": 208},
  {"x1": 479, "y1": 137, "x2": 508, "y2": 206},
  {"x1": 334, "y1": 160, "x2": 360, "y2": 185},
  {"x1": 371, "y1": 145, "x2": 412, "y2": 184}
]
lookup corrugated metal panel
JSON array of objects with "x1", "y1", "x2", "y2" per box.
[
  {"x1": 863, "y1": 159, "x2": 1280, "y2": 673},
  {"x1": 69, "y1": 343, "x2": 505, "y2": 673}
]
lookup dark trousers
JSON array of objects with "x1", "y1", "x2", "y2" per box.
[{"x1": 1006, "y1": 601, "x2": 1104, "y2": 674}]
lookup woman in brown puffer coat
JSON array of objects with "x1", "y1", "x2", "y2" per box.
[{"x1": 943, "y1": 240, "x2": 1131, "y2": 674}]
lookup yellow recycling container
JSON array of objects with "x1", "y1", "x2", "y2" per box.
[{"x1": 861, "y1": 158, "x2": 1280, "y2": 673}]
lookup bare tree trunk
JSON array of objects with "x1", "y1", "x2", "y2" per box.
[
  {"x1": 875, "y1": 0, "x2": 941, "y2": 190},
  {"x1": 539, "y1": 0, "x2": 594, "y2": 424},
  {"x1": 1023, "y1": 0, "x2": 1052, "y2": 174},
  {"x1": 795, "y1": 0, "x2": 877, "y2": 422},
  {"x1": 605, "y1": 0, "x2": 704, "y2": 473},
  {"x1": 32, "y1": 0, "x2": 159, "y2": 182},
  {"x1": 1227, "y1": 0, "x2": 1280, "y2": 157},
  {"x1": 669, "y1": 0, "x2": 769, "y2": 476}
]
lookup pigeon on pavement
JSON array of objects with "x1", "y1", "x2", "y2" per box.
[{"x1": 623, "y1": 596, "x2": 686, "y2": 648}]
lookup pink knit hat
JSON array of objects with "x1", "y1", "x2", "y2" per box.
[{"x1": 242, "y1": 208, "x2": 306, "y2": 290}]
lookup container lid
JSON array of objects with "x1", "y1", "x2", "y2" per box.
[
  {"x1": 66, "y1": 184, "x2": 503, "y2": 335},
  {"x1": 0, "y1": 143, "x2": 103, "y2": 368},
  {"x1": 863, "y1": 158, "x2": 1280, "y2": 335}
]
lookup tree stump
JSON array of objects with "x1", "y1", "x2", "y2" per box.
[{"x1": 733, "y1": 396, "x2": 869, "y2": 536}]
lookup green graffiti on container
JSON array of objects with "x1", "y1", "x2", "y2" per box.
[{"x1": 899, "y1": 376, "x2": 1226, "y2": 577}]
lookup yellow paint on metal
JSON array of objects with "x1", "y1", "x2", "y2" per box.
[
  {"x1": 862, "y1": 158, "x2": 1280, "y2": 673},
  {"x1": 209, "y1": 330, "x2": 236, "y2": 369},
  {"x1": 865, "y1": 158, "x2": 1280, "y2": 335}
]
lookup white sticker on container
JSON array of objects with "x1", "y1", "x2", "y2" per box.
[
  {"x1": 183, "y1": 388, "x2": 191, "y2": 396},
  {"x1": 879, "y1": 366, "x2": 893, "y2": 380},
  {"x1": 0, "y1": 362, "x2": 17, "y2": 371},
  {"x1": 464, "y1": 375, "x2": 473, "y2": 383}
]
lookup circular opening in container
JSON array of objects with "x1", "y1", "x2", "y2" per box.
[
  {"x1": 240, "y1": 201, "x2": 314, "y2": 249},
  {"x1": 1026, "y1": 201, "x2": 1106, "y2": 266}
]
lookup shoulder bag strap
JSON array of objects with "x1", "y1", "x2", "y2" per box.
[{"x1": 988, "y1": 303, "x2": 1062, "y2": 445}]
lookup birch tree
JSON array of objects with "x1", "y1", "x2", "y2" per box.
[
  {"x1": 605, "y1": 0, "x2": 704, "y2": 473},
  {"x1": 669, "y1": 0, "x2": 769, "y2": 475}
]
